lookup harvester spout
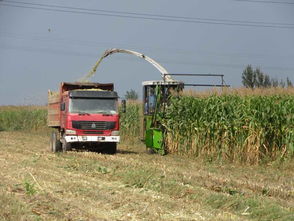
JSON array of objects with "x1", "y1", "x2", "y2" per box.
[{"x1": 80, "y1": 48, "x2": 173, "y2": 82}]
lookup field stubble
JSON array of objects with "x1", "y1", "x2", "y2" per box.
[{"x1": 0, "y1": 131, "x2": 293, "y2": 221}]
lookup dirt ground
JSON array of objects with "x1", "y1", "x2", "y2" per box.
[{"x1": 0, "y1": 131, "x2": 293, "y2": 221}]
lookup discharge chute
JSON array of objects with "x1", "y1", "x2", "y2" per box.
[{"x1": 80, "y1": 48, "x2": 173, "y2": 82}]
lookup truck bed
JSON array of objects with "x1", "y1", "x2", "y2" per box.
[{"x1": 48, "y1": 90, "x2": 60, "y2": 127}]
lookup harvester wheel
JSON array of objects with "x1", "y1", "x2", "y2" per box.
[
  {"x1": 50, "y1": 131, "x2": 62, "y2": 153},
  {"x1": 146, "y1": 148, "x2": 155, "y2": 154}
]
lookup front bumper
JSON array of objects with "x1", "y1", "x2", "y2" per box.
[{"x1": 64, "y1": 135, "x2": 120, "y2": 143}]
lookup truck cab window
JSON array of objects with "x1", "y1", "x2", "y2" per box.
[{"x1": 69, "y1": 98, "x2": 117, "y2": 114}]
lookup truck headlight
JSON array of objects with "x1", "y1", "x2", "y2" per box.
[
  {"x1": 65, "y1": 129, "x2": 76, "y2": 135},
  {"x1": 111, "y1": 131, "x2": 119, "y2": 136}
]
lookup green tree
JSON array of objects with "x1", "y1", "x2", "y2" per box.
[
  {"x1": 255, "y1": 68, "x2": 272, "y2": 88},
  {"x1": 286, "y1": 77, "x2": 293, "y2": 87},
  {"x1": 279, "y1": 79, "x2": 286, "y2": 88},
  {"x1": 242, "y1": 65, "x2": 256, "y2": 88},
  {"x1": 125, "y1": 89, "x2": 138, "y2": 100},
  {"x1": 242, "y1": 65, "x2": 292, "y2": 88},
  {"x1": 264, "y1": 75, "x2": 271, "y2": 87},
  {"x1": 271, "y1": 78, "x2": 279, "y2": 87},
  {"x1": 255, "y1": 68, "x2": 264, "y2": 88}
]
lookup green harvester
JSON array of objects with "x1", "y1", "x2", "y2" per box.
[{"x1": 142, "y1": 80, "x2": 184, "y2": 155}]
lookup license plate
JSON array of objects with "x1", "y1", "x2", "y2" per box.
[{"x1": 97, "y1": 137, "x2": 105, "y2": 141}]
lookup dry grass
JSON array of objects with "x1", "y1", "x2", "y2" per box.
[{"x1": 0, "y1": 131, "x2": 293, "y2": 220}]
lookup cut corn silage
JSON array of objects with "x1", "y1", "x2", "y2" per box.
[{"x1": 162, "y1": 94, "x2": 294, "y2": 164}]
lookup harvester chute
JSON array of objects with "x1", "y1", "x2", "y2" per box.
[{"x1": 79, "y1": 48, "x2": 173, "y2": 82}]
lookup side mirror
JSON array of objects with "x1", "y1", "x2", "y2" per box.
[
  {"x1": 121, "y1": 100, "x2": 126, "y2": 113},
  {"x1": 60, "y1": 103, "x2": 65, "y2": 111}
]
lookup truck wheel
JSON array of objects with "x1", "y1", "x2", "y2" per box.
[
  {"x1": 62, "y1": 141, "x2": 72, "y2": 152},
  {"x1": 50, "y1": 131, "x2": 62, "y2": 153},
  {"x1": 105, "y1": 142, "x2": 117, "y2": 154}
]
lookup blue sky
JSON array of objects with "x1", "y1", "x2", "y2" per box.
[{"x1": 0, "y1": 0, "x2": 293, "y2": 105}]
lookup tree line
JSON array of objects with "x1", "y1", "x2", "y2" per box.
[
  {"x1": 124, "y1": 65, "x2": 293, "y2": 100},
  {"x1": 242, "y1": 65, "x2": 293, "y2": 88}
]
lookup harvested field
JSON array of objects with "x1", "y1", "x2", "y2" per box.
[{"x1": 0, "y1": 131, "x2": 293, "y2": 220}]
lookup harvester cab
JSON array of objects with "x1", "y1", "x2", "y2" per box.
[{"x1": 142, "y1": 80, "x2": 184, "y2": 155}]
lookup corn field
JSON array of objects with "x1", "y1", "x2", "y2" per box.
[
  {"x1": 1, "y1": 90, "x2": 293, "y2": 164},
  {"x1": 0, "y1": 106, "x2": 47, "y2": 131},
  {"x1": 119, "y1": 102, "x2": 141, "y2": 143},
  {"x1": 163, "y1": 94, "x2": 294, "y2": 164}
]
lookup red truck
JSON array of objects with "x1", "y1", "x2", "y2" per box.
[{"x1": 48, "y1": 82, "x2": 122, "y2": 154}]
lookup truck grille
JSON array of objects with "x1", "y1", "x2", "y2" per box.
[
  {"x1": 72, "y1": 121, "x2": 115, "y2": 130},
  {"x1": 83, "y1": 131, "x2": 103, "y2": 134}
]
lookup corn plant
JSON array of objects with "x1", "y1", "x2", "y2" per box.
[
  {"x1": 119, "y1": 102, "x2": 142, "y2": 142},
  {"x1": 0, "y1": 106, "x2": 47, "y2": 131},
  {"x1": 162, "y1": 94, "x2": 294, "y2": 164}
]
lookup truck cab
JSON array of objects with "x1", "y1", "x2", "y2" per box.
[{"x1": 48, "y1": 82, "x2": 121, "y2": 154}]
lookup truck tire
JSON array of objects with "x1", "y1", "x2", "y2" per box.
[
  {"x1": 62, "y1": 141, "x2": 72, "y2": 152},
  {"x1": 104, "y1": 142, "x2": 117, "y2": 154},
  {"x1": 50, "y1": 131, "x2": 62, "y2": 153}
]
